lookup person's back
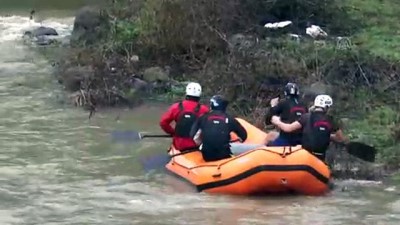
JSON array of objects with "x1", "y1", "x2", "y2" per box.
[
  {"x1": 266, "y1": 83, "x2": 307, "y2": 146},
  {"x1": 190, "y1": 95, "x2": 247, "y2": 162},
  {"x1": 297, "y1": 97, "x2": 339, "y2": 160},
  {"x1": 159, "y1": 82, "x2": 209, "y2": 150}
]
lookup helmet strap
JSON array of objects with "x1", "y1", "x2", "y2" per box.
[
  {"x1": 314, "y1": 106, "x2": 325, "y2": 112},
  {"x1": 186, "y1": 96, "x2": 200, "y2": 101}
]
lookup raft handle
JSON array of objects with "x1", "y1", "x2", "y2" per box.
[
  {"x1": 281, "y1": 147, "x2": 287, "y2": 158},
  {"x1": 212, "y1": 173, "x2": 221, "y2": 178},
  {"x1": 281, "y1": 146, "x2": 293, "y2": 158}
]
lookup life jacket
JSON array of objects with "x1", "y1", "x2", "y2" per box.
[
  {"x1": 302, "y1": 112, "x2": 333, "y2": 158},
  {"x1": 281, "y1": 99, "x2": 307, "y2": 145},
  {"x1": 174, "y1": 101, "x2": 201, "y2": 137},
  {"x1": 200, "y1": 112, "x2": 232, "y2": 161},
  {"x1": 287, "y1": 99, "x2": 307, "y2": 123},
  {"x1": 204, "y1": 114, "x2": 230, "y2": 134}
]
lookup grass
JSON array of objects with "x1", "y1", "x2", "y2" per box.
[
  {"x1": 345, "y1": 105, "x2": 400, "y2": 166},
  {"x1": 346, "y1": 0, "x2": 400, "y2": 61},
  {"x1": 341, "y1": 0, "x2": 400, "y2": 165}
]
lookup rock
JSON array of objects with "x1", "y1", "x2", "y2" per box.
[
  {"x1": 33, "y1": 36, "x2": 59, "y2": 46},
  {"x1": 23, "y1": 26, "x2": 60, "y2": 46},
  {"x1": 228, "y1": 33, "x2": 258, "y2": 50},
  {"x1": 130, "y1": 77, "x2": 149, "y2": 92},
  {"x1": 142, "y1": 66, "x2": 169, "y2": 82},
  {"x1": 130, "y1": 55, "x2": 139, "y2": 63},
  {"x1": 23, "y1": 26, "x2": 58, "y2": 37},
  {"x1": 71, "y1": 6, "x2": 104, "y2": 45}
]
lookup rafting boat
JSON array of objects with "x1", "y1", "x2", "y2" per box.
[{"x1": 165, "y1": 118, "x2": 331, "y2": 196}]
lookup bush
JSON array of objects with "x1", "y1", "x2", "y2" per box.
[{"x1": 99, "y1": 0, "x2": 357, "y2": 64}]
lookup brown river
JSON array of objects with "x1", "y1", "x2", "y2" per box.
[{"x1": 0, "y1": 1, "x2": 399, "y2": 224}]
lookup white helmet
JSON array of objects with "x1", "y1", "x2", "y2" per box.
[
  {"x1": 185, "y1": 82, "x2": 202, "y2": 97},
  {"x1": 314, "y1": 94, "x2": 333, "y2": 109}
]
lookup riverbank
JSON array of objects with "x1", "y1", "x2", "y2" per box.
[{"x1": 47, "y1": 0, "x2": 400, "y2": 174}]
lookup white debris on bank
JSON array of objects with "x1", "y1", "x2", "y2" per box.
[
  {"x1": 262, "y1": 19, "x2": 352, "y2": 49},
  {"x1": 264, "y1": 20, "x2": 292, "y2": 29},
  {"x1": 306, "y1": 24, "x2": 328, "y2": 39}
]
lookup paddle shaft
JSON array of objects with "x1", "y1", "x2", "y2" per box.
[{"x1": 141, "y1": 134, "x2": 172, "y2": 138}]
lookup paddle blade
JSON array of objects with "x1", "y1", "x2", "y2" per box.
[
  {"x1": 139, "y1": 154, "x2": 171, "y2": 171},
  {"x1": 346, "y1": 142, "x2": 377, "y2": 162},
  {"x1": 111, "y1": 130, "x2": 142, "y2": 142}
]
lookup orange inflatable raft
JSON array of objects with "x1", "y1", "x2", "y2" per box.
[{"x1": 165, "y1": 118, "x2": 331, "y2": 196}]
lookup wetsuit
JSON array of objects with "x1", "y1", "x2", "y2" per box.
[{"x1": 190, "y1": 110, "x2": 247, "y2": 162}]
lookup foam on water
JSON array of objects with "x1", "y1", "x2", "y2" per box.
[{"x1": 0, "y1": 15, "x2": 74, "y2": 43}]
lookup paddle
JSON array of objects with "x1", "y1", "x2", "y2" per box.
[
  {"x1": 140, "y1": 146, "x2": 202, "y2": 172},
  {"x1": 339, "y1": 141, "x2": 377, "y2": 163},
  {"x1": 111, "y1": 130, "x2": 171, "y2": 142},
  {"x1": 140, "y1": 146, "x2": 199, "y2": 172}
]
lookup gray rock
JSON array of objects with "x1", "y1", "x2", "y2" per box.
[
  {"x1": 71, "y1": 6, "x2": 104, "y2": 45},
  {"x1": 24, "y1": 26, "x2": 58, "y2": 37},
  {"x1": 23, "y1": 26, "x2": 60, "y2": 46},
  {"x1": 131, "y1": 77, "x2": 149, "y2": 92},
  {"x1": 228, "y1": 33, "x2": 258, "y2": 50},
  {"x1": 33, "y1": 35, "x2": 61, "y2": 46}
]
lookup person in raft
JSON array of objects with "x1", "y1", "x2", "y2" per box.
[
  {"x1": 159, "y1": 82, "x2": 209, "y2": 151},
  {"x1": 189, "y1": 95, "x2": 248, "y2": 162},
  {"x1": 271, "y1": 94, "x2": 348, "y2": 161},
  {"x1": 265, "y1": 82, "x2": 308, "y2": 146}
]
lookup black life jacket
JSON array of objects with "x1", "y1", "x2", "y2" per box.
[
  {"x1": 287, "y1": 99, "x2": 307, "y2": 123},
  {"x1": 281, "y1": 99, "x2": 307, "y2": 144},
  {"x1": 302, "y1": 112, "x2": 333, "y2": 159},
  {"x1": 200, "y1": 112, "x2": 232, "y2": 161},
  {"x1": 174, "y1": 101, "x2": 200, "y2": 137}
]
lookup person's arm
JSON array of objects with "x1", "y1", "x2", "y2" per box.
[
  {"x1": 331, "y1": 130, "x2": 349, "y2": 143},
  {"x1": 159, "y1": 104, "x2": 176, "y2": 135},
  {"x1": 265, "y1": 102, "x2": 283, "y2": 126},
  {"x1": 192, "y1": 129, "x2": 202, "y2": 146},
  {"x1": 271, "y1": 115, "x2": 303, "y2": 133},
  {"x1": 190, "y1": 116, "x2": 203, "y2": 145},
  {"x1": 330, "y1": 117, "x2": 349, "y2": 143},
  {"x1": 231, "y1": 118, "x2": 248, "y2": 142},
  {"x1": 190, "y1": 115, "x2": 202, "y2": 137}
]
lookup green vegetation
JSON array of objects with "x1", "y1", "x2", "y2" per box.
[
  {"x1": 346, "y1": 0, "x2": 400, "y2": 60},
  {"x1": 57, "y1": 0, "x2": 400, "y2": 168},
  {"x1": 347, "y1": 105, "x2": 400, "y2": 167}
]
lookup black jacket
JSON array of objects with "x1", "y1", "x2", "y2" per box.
[{"x1": 190, "y1": 110, "x2": 247, "y2": 161}]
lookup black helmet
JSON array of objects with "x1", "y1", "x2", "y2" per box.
[
  {"x1": 284, "y1": 82, "x2": 299, "y2": 96},
  {"x1": 210, "y1": 95, "x2": 229, "y2": 111}
]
